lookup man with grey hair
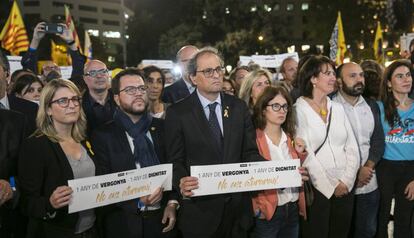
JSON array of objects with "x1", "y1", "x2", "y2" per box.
[
  {"x1": 82, "y1": 59, "x2": 117, "y2": 135},
  {"x1": 279, "y1": 57, "x2": 298, "y2": 91},
  {"x1": 165, "y1": 47, "x2": 262, "y2": 237},
  {"x1": 162, "y1": 45, "x2": 198, "y2": 103}
]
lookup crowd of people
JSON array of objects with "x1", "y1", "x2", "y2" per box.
[{"x1": 1, "y1": 22, "x2": 414, "y2": 238}]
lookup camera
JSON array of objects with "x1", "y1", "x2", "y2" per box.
[{"x1": 44, "y1": 23, "x2": 64, "y2": 34}]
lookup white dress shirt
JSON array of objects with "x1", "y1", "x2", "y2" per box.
[
  {"x1": 197, "y1": 90, "x2": 223, "y2": 134},
  {"x1": 0, "y1": 95, "x2": 10, "y2": 109},
  {"x1": 333, "y1": 93, "x2": 378, "y2": 195},
  {"x1": 264, "y1": 131, "x2": 299, "y2": 205},
  {"x1": 295, "y1": 97, "x2": 359, "y2": 199}
]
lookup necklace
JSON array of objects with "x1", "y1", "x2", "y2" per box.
[{"x1": 309, "y1": 99, "x2": 327, "y2": 117}]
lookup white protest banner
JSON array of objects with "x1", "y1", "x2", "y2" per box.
[
  {"x1": 239, "y1": 56, "x2": 253, "y2": 66},
  {"x1": 251, "y1": 55, "x2": 277, "y2": 68},
  {"x1": 141, "y1": 60, "x2": 174, "y2": 69},
  {"x1": 59, "y1": 66, "x2": 72, "y2": 79},
  {"x1": 68, "y1": 164, "x2": 172, "y2": 213},
  {"x1": 7, "y1": 56, "x2": 23, "y2": 75},
  {"x1": 400, "y1": 33, "x2": 414, "y2": 54},
  {"x1": 190, "y1": 160, "x2": 301, "y2": 197},
  {"x1": 274, "y1": 52, "x2": 299, "y2": 68}
]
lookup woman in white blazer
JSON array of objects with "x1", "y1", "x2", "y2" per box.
[{"x1": 295, "y1": 55, "x2": 359, "y2": 238}]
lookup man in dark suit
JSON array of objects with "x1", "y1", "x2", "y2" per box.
[
  {"x1": 165, "y1": 47, "x2": 263, "y2": 238},
  {"x1": 0, "y1": 109, "x2": 26, "y2": 238},
  {"x1": 91, "y1": 68, "x2": 178, "y2": 238},
  {"x1": 162, "y1": 45, "x2": 198, "y2": 103},
  {"x1": 0, "y1": 49, "x2": 37, "y2": 135},
  {"x1": 82, "y1": 60, "x2": 117, "y2": 136}
]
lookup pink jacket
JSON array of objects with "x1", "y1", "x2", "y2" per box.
[{"x1": 252, "y1": 129, "x2": 307, "y2": 221}]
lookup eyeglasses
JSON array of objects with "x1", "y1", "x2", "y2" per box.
[
  {"x1": 267, "y1": 103, "x2": 289, "y2": 112},
  {"x1": 119, "y1": 85, "x2": 148, "y2": 95},
  {"x1": 196, "y1": 66, "x2": 225, "y2": 78},
  {"x1": 84, "y1": 69, "x2": 109, "y2": 77},
  {"x1": 50, "y1": 96, "x2": 82, "y2": 108}
]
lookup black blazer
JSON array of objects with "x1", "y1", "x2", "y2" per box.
[
  {"x1": 365, "y1": 97, "x2": 385, "y2": 165},
  {"x1": 82, "y1": 90, "x2": 117, "y2": 137},
  {"x1": 18, "y1": 135, "x2": 97, "y2": 238},
  {"x1": 8, "y1": 94, "x2": 38, "y2": 135},
  {"x1": 164, "y1": 92, "x2": 263, "y2": 236},
  {"x1": 0, "y1": 109, "x2": 26, "y2": 179},
  {"x1": 162, "y1": 79, "x2": 190, "y2": 104},
  {"x1": 91, "y1": 118, "x2": 177, "y2": 238},
  {"x1": 0, "y1": 110, "x2": 26, "y2": 233}
]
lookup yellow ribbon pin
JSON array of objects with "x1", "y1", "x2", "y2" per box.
[
  {"x1": 85, "y1": 141, "x2": 95, "y2": 156},
  {"x1": 224, "y1": 106, "x2": 229, "y2": 118}
]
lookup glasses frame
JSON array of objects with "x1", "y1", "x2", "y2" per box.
[
  {"x1": 196, "y1": 66, "x2": 225, "y2": 78},
  {"x1": 84, "y1": 68, "x2": 109, "y2": 77},
  {"x1": 267, "y1": 103, "x2": 289, "y2": 112},
  {"x1": 119, "y1": 85, "x2": 149, "y2": 95},
  {"x1": 49, "y1": 96, "x2": 82, "y2": 108}
]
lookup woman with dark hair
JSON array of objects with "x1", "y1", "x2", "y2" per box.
[
  {"x1": 251, "y1": 86, "x2": 308, "y2": 237},
  {"x1": 222, "y1": 78, "x2": 237, "y2": 96},
  {"x1": 360, "y1": 59, "x2": 384, "y2": 100},
  {"x1": 11, "y1": 73, "x2": 44, "y2": 103},
  {"x1": 376, "y1": 59, "x2": 414, "y2": 238},
  {"x1": 18, "y1": 79, "x2": 98, "y2": 237},
  {"x1": 229, "y1": 65, "x2": 250, "y2": 90},
  {"x1": 142, "y1": 66, "x2": 169, "y2": 119},
  {"x1": 295, "y1": 55, "x2": 359, "y2": 238}
]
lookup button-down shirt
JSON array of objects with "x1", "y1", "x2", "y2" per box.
[
  {"x1": 197, "y1": 90, "x2": 223, "y2": 134},
  {"x1": 333, "y1": 92, "x2": 377, "y2": 194},
  {"x1": 265, "y1": 131, "x2": 299, "y2": 205}
]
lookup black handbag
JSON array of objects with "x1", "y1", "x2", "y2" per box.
[{"x1": 304, "y1": 105, "x2": 332, "y2": 207}]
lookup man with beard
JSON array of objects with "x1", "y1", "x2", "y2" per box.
[
  {"x1": 333, "y1": 62, "x2": 385, "y2": 238},
  {"x1": 91, "y1": 68, "x2": 178, "y2": 238},
  {"x1": 82, "y1": 60, "x2": 117, "y2": 136}
]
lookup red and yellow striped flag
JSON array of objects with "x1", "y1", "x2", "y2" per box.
[
  {"x1": 0, "y1": 1, "x2": 29, "y2": 55},
  {"x1": 65, "y1": 5, "x2": 83, "y2": 54}
]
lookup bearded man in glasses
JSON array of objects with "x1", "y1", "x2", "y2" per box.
[
  {"x1": 91, "y1": 68, "x2": 178, "y2": 238},
  {"x1": 82, "y1": 59, "x2": 117, "y2": 136}
]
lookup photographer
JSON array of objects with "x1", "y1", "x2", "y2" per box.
[{"x1": 21, "y1": 22, "x2": 86, "y2": 83}]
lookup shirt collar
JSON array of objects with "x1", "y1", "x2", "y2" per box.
[
  {"x1": 264, "y1": 129, "x2": 288, "y2": 147},
  {"x1": 336, "y1": 91, "x2": 365, "y2": 107},
  {"x1": 196, "y1": 89, "x2": 221, "y2": 109},
  {"x1": 183, "y1": 79, "x2": 194, "y2": 91},
  {"x1": 0, "y1": 95, "x2": 10, "y2": 109}
]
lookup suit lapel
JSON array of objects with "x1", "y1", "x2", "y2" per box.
[
  {"x1": 222, "y1": 94, "x2": 233, "y2": 163},
  {"x1": 48, "y1": 140, "x2": 74, "y2": 182},
  {"x1": 114, "y1": 124, "x2": 136, "y2": 170},
  {"x1": 190, "y1": 93, "x2": 222, "y2": 158}
]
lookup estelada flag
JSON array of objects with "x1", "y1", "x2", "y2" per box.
[
  {"x1": 0, "y1": 1, "x2": 29, "y2": 55},
  {"x1": 65, "y1": 5, "x2": 83, "y2": 54},
  {"x1": 373, "y1": 21, "x2": 384, "y2": 65},
  {"x1": 329, "y1": 11, "x2": 347, "y2": 65}
]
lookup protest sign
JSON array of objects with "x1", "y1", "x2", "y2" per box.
[
  {"x1": 68, "y1": 164, "x2": 172, "y2": 213},
  {"x1": 190, "y1": 160, "x2": 301, "y2": 197},
  {"x1": 141, "y1": 60, "x2": 174, "y2": 69}
]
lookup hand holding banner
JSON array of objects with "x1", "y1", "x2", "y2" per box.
[
  {"x1": 190, "y1": 160, "x2": 301, "y2": 197},
  {"x1": 68, "y1": 164, "x2": 172, "y2": 213}
]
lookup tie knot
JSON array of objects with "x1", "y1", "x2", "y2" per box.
[{"x1": 208, "y1": 102, "x2": 218, "y2": 112}]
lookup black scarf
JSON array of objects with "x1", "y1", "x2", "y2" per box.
[{"x1": 114, "y1": 108, "x2": 160, "y2": 168}]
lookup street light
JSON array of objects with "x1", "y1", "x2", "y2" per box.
[{"x1": 258, "y1": 35, "x2": 264, "y2": 41}]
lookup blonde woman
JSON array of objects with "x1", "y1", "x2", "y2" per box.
[
  {"x1": 18, "y1": 79, "x2": 98, "y2": 237},
  {"x1": 238, "y1": 68, "x2": 272, "y2": 112}
]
